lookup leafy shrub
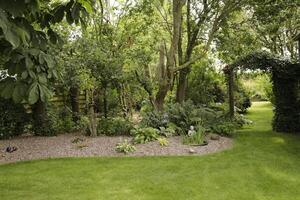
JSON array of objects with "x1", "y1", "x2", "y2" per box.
[
  {"x1": 97, "y1": 117, "x2": 133, "y2": 136},
  {"x1": 235, "y1": 86, "x2": 252, "y2": 113},
  {"x1": 48, "y1": 107, "x2": 75, "y2": 133},
  {"x1": 74, "y1": 116, "x2": 91, "y2": 134},
  {"x1": 233, "y1": 114, "x2": 253, "y2": 127},
  {"x1": 141, "y1": 110, "x2": 169, "y2": 129},
  {"x1": 187, "y1": 61, "x2": 226, "y2": 105},
  {"x1": 157, "y1": 137, "x2": 169, "y2": 146},
  {"x1": 166, "y1": 100, "x2": 202, "y2": 133},
  {"x1": 0, "y1": 98, "x2": 29, "y2": 139},
  {"x1": 182, "y1": 125, "x2": 206, "y2": 145},
  {"x1": 115, "y1": 139, "x2": 136, "y2": 154},
  {"x1": 211, "y1": 122, "x2": 236, "y2": 136},
  {"x1": 131, "y1": 127, "x2": 159, "y2": 144},
  {"x1": 159, "y1": 126, "x2": 176, "y2": 137}
]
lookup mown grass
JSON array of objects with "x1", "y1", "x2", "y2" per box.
[{"x1": 1, "y1": 102, "x2": 300, "y2": 200}]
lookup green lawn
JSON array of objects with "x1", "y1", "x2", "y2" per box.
[{"x1": 1, "y1": 102, "x2": 300, "y2": 200}]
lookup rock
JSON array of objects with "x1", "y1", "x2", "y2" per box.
[
  {"x1": 210, "y1": 134, "x2": 220, "y2": 140},
  {"x1": 189, "y1": 148, "x2": 196, "y2": 154}
]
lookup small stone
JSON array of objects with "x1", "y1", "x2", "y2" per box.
[
  {"x1": 210, "y1": 134, "x2": 220, "y2": 140},
  {"x1": 189, "y1": 148, "x2": 196, "y2": 154}
]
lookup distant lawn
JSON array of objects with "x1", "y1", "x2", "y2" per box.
[{"x1": 1, "y1": 102, "x2": 300, "y2": 200}]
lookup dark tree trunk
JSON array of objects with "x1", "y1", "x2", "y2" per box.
[
  {"x1": 32, "y1": 100, "x2": 53, "y2": 136},
  {"x1": 69, "y1": 86, "x2": 80, "y2": 122},
  {"x1": 155, "y1": 84, "x2": 170, "y2": 111},
  {"x1": 176, "y1": 68, "x2": 189, "y2": 103},
  {"x1": 228, "y1": 68, "x2": 235, "y2": 119}
]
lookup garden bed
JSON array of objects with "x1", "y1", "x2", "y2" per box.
[{"x1": 0, "y1": 134, "x2": 232, "y2": 164}]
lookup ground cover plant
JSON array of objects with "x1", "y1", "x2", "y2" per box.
[{"x1": 1, "y1": 102, "x2": 300, "y2": 199}]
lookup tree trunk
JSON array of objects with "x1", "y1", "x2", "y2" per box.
[
  {"x1": 227, "y1": 67, "x2": 235, "y2": 119},
  {"x1": 32, "y1": 100, "x2": 52, "y2": 136},
  {"x1": 176, "y1": 68, "x2": 189, "y2": 103},
  {"x1": 89, "y1": 104, "x2": 97, "y2": 137},
  {"x1": 154, "y1": 0, "x2": 185, "y2": 110},
  {"x1": 155, "y1": 83, "x2": 170, "y2": 111},
  {"x1": 69, "y1": 86, "x2": 80, "y2": 122}
]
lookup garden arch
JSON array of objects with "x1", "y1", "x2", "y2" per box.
[{"x1": 224, "y1": 52, "x2": 300, "y2": 133}]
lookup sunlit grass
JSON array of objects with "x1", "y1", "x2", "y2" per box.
[{"x1": 1, "y1": 102, "x2": 300, "y2": 200}]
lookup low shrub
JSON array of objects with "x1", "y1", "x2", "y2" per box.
[
  {"x1": 131, "y1": 127, "x2": 159, "y2": 144},
  {"x1": 97, "y1": 117, "x2": 133, "y2": 136},
  {"x1": 48, "y1": 107, "x2": 75, "y2": 133},
  {"x1": 141, "y1": 110, "x2": 169, "y2": 129},
  {"x1": 74, "y1": 116, "x2": 91, "y2": 135},
  {"x1": 211, "y1": 122, "x2": 236, "y2": 137},
  {"x1": 159, "y1": 126, "x2": 176, "y2": 137},
  {"x1": 166, "y1": 100, "x2": 202, "y2": 133},
  {"x1": 157, "y1": 137, "x2": 169, "y2": 146},
  {"x1": 0, "y1": 98, "x2": 29, "y2": 139},
  {"x1": 235, "y1": 87, "x2": 252, "y2": 113},
  {"x1": 233, "y1": 114, "x2": 253, "y2": 128},
  {"x1": 115, "y1": 139, "x2": 136, "y2": 154}
]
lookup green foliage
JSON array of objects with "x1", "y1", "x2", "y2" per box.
[
  {"x1": 241, "y1": 73, "x2": 274, "y2": 103},
  {"x1": 166, "y1": 100, "x2": 202, "y2": 134},
  {"x1": 230, "y1": 52, "x2": 300, "y2": 133},
  {"x1": 97, "y1": 117, "x2": 133, "y2": 136},
  {"x1": 182, "y1": 126, "x2": 206, "y2": 145},
  {"x1": 0, "y1": 0, "x2": 93, "y2": 104},
  {"x1": 187, "y1": 60, "x2": 226, "y2": 105},
  {"x1": 48, "y1": 107, "x2": 75, "y2": 133},
  {"x1": 141, "y1": 111, "x2": 169, "y2": 129},
  {"x1": 142, "y1": 100, "x2": 240, "y2": 136},
  {"x1": 74, "y1": 116, "x2": 91, "y2": 134},
  {"x1": 235, "y1": 85, "x2": 252, "y2": 114},
  {"x1": 115, "y1": 140, "x2": 136, "y2": 154},
  {"x1": 159, "y1": 126, "x2": 176, "y2": 137},
  {"x1": 131, "y1": 127, "x2": 159, "y2": 144},
  {"x1": 157, "y1": 137, "x2": 169, "y2": 146},
  {"x1": 233, "y1": 114, "x2": 253, "y2": 128},
  {"x1": 211, "y1": 122, "x2": 236, "y2": 137},
  {"x1": 272, "y1": 73, "x2": 300, "y2": 133},
  {"x1": 0, "y1": 98, "x2": 29, "y2": 139}
]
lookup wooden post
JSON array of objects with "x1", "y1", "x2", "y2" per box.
[{"x1": 228, "y1": 67, "x2": 235, "y2": 119}]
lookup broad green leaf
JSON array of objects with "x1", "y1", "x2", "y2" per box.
[
  {"x1": 28, "y1": 70, "x2": 36, "y2": 79},
  {"x1": 25, "y1": 56, "x2": 34, "y2": 69},
  {"x1": 1, "y1": 79, "x2": 15, "y2": 99},
  {"x1": 78, "y1": 0, "x2": 93, "y2": 13},
  {"x1": 0, "y1": 8, "x2": 8, "y2": 33},
  {"x1": 53, "y1": 5, "x2": 65, "y2": 23},
  {"x1": 39, "y1": 53, "x2": 45, "y2": 64},
  {"x1": 43, "y1": 54, "x2": 54, "y2": 68},
  {"x1": 38, "y1": 73, "x2": 47, "y2": 84},
  {"x1": 71, "y1": 3, "x2": 80, "y2": 20},
  {"x1": 28, "y1": 82, "x2": 39, "y2": 104},
  {"x1": 12, "y1": 82, "x2": 26, "y2": 103},
  {"x1": 5, "y1": 27, "x2": 20, "y2": 48},
  {"x1": 21, "y1": 71, "x2": 28, "y2": 79},
  {"x1": 38, "y1": 84, "x2": 51, "y2": 102}
]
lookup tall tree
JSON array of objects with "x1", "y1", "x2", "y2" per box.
[{"x1": 176, "y1": 0, "x2": 246, "y2": 103}]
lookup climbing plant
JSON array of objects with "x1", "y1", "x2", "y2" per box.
[{"x1": 225, "y1": 51, "x2": 300, "y2": 133}]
